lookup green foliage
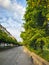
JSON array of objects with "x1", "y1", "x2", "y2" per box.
[
  {"x1": 20, "y1": 0, "x2": 49, "y2": 61},
  {"x1": 21, "y1": 0, "x2": 49, "y2": 51},
  {"x1": 40, "y1": 50, "x2": 49, "y2": 62},
  {"x1": 0, "y1": 29, "x2": 18, "y2": 45}
]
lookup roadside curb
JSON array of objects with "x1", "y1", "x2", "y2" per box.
[{"x1": 23, "y1": 46, "x2": 49, "y2": 65}]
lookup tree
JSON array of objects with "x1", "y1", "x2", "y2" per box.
[
  {"x1": 21, "y1": 0, "x2": 49, "y2": 51},
  {"x1": 0, "y1": 29, "x2": 18, "y2": 45}
]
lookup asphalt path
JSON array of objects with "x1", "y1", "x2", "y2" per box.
[{"x1": 0, "y1": 46, "x2": 34, "y2": 65}]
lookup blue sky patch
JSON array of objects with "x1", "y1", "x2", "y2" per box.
[{"x1": 0, "y1": 0, "x2": 26, "y2": 42}]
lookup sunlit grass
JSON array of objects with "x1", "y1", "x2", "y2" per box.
[{"x1": 27, "y1": 46, "x2": 49, "y2": 62}]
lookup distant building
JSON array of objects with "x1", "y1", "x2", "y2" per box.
[{"x1": 0, "y1": 24, "x2": 12, "y2": 37}]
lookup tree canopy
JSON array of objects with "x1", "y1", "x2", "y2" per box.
[
  {"x1": 21, "y1": 0, "x2": 49, "y2": 51},
  {"x1": 0, "y1": 29, "x2": 18, "y2": 45}
]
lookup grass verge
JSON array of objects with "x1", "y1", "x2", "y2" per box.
[{"x1": 26, "y1": 46, "x2": 49, "y2": 62}]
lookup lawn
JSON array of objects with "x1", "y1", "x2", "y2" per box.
[{"x1": 27, "y1": 46, "x2": 49, "y2": 62}]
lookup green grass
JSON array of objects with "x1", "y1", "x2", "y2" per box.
[
  {"x1": 27, "y1": 46, "x2": 49, "y2": 62},
  {"x1": 40, "y1": 50, "x2": 49, "y2": 62}
]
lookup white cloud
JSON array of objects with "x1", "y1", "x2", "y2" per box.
[
  {"x1": 0, "y1": 0, "x2": 25, "y2": 23},
  {"x1": 7, "y1": 28, "x2": 23, "y2": 42},
  {"x1": 0, "y1": 0, "x2": 25, "y2": 19},
  {"x1": 0, "y1": 0, "x2": 11, "y2": 8},
  {"x1": 0, "y1": 0, "x2": 25, "y2": 42}
]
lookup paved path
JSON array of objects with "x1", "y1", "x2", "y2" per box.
[{"x1": 0, "y1": 46, "x2": 33, "y2": 65}]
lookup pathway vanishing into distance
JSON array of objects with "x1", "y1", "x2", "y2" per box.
[{"x1": 0, "y1": 46, "x2": 34, "y2": 65}]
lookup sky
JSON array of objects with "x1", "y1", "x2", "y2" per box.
[{"x1": 0, "y1": 0, "x2": 26, "y2": 42}]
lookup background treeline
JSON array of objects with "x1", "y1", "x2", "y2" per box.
[
  {"x1": 21, "y1": 0, "x2": 49, "y2": 61},
  {"x1": 0, "y1": 29, "x2": 18, "y2": 45}
]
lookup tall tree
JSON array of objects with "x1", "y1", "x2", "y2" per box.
[{"x1": 21, "y1": 0, "x2": 49, "y2": 51}]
